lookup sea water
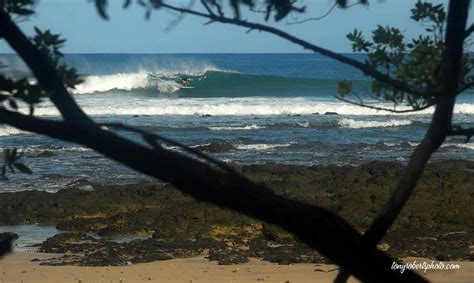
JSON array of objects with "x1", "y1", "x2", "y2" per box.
[{"x1": 0, "y1": 53, "x2": 472, "y2": 192}]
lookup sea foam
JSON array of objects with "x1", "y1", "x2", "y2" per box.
[
  {"x1": 338, "y1": 118, "x2": 413, "y2": 128},
  {"x1": 18, "y1": 99, "x2": 474, "y2": 117}
]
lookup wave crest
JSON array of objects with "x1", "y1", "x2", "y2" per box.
[
  {"x1": 338, "y1": 118, "x2": 413, "y2": 128},
  {"x1": 208, "y1": 124, "x2": 264, "y2": 131}
]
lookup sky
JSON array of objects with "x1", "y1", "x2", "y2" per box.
[{"x1": 0, "y1": 0, "x2": 462, "y2": 53}]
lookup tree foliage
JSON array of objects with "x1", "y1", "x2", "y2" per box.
[{"x1": 339, "y1": 1, "x2": 473, "y2": 111}]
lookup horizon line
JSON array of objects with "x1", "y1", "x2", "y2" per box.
[{"x1": 0, "y1": 52, "x2": 365, "y2": 55}]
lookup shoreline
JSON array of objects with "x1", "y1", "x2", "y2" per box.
[{"x1": 1, "y1": 251, "x2": 473, "y2": 283}]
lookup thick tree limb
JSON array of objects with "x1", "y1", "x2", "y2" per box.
[
  {"x1": 0, "y1": 11, "x2": 90, "y2": 122},
  {"x1": 158, "y1": 2, "x2": 433, "y2": 98},
  {"x1": 0, "y1": 108, "x2": 425, "y2": 283}
]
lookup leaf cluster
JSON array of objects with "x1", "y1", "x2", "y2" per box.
[
  {"x1": 94, "y1": 0, "x2": 306, "y2": 22},
  {"x1": 1, "y1": 148, "x2": 31, "y2": 180},
  {"x1": 0, "y1": 28, "x2": 82, "y2": 116},
  {"x1": 0, "y1": 0, "x2": 35, "y2": 17},
  {"x1": 33, "y1": 28, "x2": 83, "y2": 89}
]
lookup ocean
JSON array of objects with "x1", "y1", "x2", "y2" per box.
[{"x1": 0, "y1": 53, "x2": 473, "y2": 192}]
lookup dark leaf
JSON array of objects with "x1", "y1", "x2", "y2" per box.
[
  {"x1": 13, "y1": 163, "x2": 32, "y2": 175},
  {"x1": 95, "y1": 0, "x2": 109, "y2": 20}
]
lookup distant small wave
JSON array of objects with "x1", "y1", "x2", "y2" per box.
[
  {"x1": 296, "y1": 120, "x2": 310, "y2": 128},
  {"x1": 0, "y1": 127, "x2": 30, "y2": 136},
  {"x1": 442, "y1": 143, "x2": 474, "y2": 150},
  {"x1": 208, "y1": 124, "x2": 265, "y2": 131},
  {"x1": 338, "y1": 118, "x2": 413, "y2": 128},
  {"x1": 234, "y1": 142, "x2": 295, "y2": 150}
]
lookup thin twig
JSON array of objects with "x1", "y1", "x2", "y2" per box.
[
  {"x1": 335, "y1": 95, "x2": 435, "y2": 113},
  {"x1": 287, "y1": 2, "x2": 362, "y2": 25},
  {"x1": 102, "y1": 122, "x2": 239, "y2": 175}
]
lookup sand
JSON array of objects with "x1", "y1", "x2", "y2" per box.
[{"x1": 0, "y1": 252, "x2": 472, "y2": 283}]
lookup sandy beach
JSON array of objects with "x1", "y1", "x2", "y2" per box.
[{"x1": 0, "y1": 252, "x2": 472, "y2": 283}]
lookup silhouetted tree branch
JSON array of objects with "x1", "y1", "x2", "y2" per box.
[
  {"x1": 0, "y1": 107, "x2": 425, "y2": 282},
  {"x1": 448, "y1": 126, "x2": 474, "y2": 142},
  {"x1": 286, "y1": 1, "x2": 363, "y2": 25}
]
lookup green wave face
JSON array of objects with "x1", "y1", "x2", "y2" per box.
[{"x1": 150, "y1": 71, "x2": 368, "y2": 98}]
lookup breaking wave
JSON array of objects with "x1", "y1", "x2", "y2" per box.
[
  {"x1": 208, "y1": 124, "x2": 265, "y2": 131},
  {"x1": 72, "y1": 68, "x2": 358, "y2": 97},
  {"x1": 0, "y1": 127, "x2": 30, "y2": 136},
  {"x1": 338, "y1": 118, "x2": 413, "y2": 128},
  {"x1": 23, "y1": 99, "x2": 474, "y2": 117}
]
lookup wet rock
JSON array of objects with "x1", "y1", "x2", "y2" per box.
[
  {"x1": 261, "y1": 224, "x2": 293, "y2": 244},
  {"x1": 40, "y1": 233, "x2": 98, "y2": 253},
  {"x1": 194, "y1": 141, "x2": 236, "y2": 153},
  {"x1": 324, "y1": 112, "x2": 339, "y2": 115}
]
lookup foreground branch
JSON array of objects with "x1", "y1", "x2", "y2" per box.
[{"x1": 0, "y1": 108, "x2": 425, "y2": 283}]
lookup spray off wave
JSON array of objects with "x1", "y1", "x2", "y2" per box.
[{"x1": 73, "y1": 67, "x2": 234, "y2": 95}]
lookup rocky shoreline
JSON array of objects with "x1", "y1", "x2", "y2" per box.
[{"x1": 0, "y1": 160, "x2": 473, "y2": 266}]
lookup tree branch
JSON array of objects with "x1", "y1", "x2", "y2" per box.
[
  {"x1": 101, "y1": 122, "x2": 238, "y2": 175},
  {"x1": 335, "y1": 95, "x2": 435, "y2": 113},
  {"x1": 0, "y1": 108, "x2": 425, "y2": 283},
  {"x1": 464, "y1": 23, "x2": 474, "y2": 38},
  {"x1": 448, "y1": 126, "x2": 474, "y2": 142},
  {"x1": 286, "y1": 2, "x2": 362, "y2": 25},
  {"x1": 457, "y1": 81, "x2": 474, "y2": 94},
  {"x1": 158, "y1": 2, "x2": 431, "y2": 98},
  {"x1": 0, "y1": 10, "x2": 90, "y2": 122}
]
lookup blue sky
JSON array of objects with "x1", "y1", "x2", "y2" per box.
[{"x1": 0, "y1": 0, "x2": 460, "y2": 53}]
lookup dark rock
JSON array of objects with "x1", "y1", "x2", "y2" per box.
[
  {"x1": 194, "y1": 141, "x2": 236, "y2": 153},
  {"x1": 324, "y1": 111, "x2": 338, "y2": 115},
  {"x1": 40, "y1": 233, "x2": 98, "y2": 253}
]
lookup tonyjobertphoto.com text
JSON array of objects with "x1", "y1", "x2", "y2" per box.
[{"x1": 0, "y1": 0, "x2": 473, "y2": 282}]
